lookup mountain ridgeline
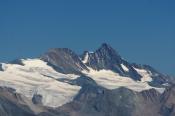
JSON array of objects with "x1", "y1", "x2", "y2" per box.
[
  {"x1": 41, "y1": 43, "x2": 170, "y2": 85},
  {"x1": 0, "y1": 43, "x2": 174, "y2": 116}
]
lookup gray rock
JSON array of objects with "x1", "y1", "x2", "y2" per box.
[
  {"x1": 82, "y1": 43, "x2": 142, "y2": 80},
  {"x1": 41, "y1": 48, "x2": 89, "y2": 74},
  {"x1": 32, "y1": 94, "x2": 42, "y2": 105},
  {"x1": 0, "y1": 87, "x2": 35, "y2": 116}
]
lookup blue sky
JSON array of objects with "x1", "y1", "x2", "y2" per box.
[{"x1": 0, "y1": 0, "x2": 175, "y2": 76}]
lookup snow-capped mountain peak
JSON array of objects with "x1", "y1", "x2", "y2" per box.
[{"x1": 0, "y1": 43, "x2": 173, "y2": 111}]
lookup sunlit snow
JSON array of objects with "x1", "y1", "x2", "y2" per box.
[
  {"x1": 0, "y1": 59, "x2": 81, "y2": 108},
  {"x1": 82, "y1": 67, "x2": 164, "y2": 93},
  {"x1": 82, "y1": 52, "x2": 89, "y2": 64},
  {"x1": 134, "y1": 67, "x2": 153, "y2": 82},
  {"x1": 121, "y1": 64, "x2": 129, "y2": 72},
  {"x1": 0, "y1": 58, "x2": 165, "y2": 108}
]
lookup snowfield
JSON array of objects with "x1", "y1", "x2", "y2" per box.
[
  {"x1": 0, "y1": 59, "x2": 81, "y2": 108},
  {"x1": 82, "y1": 67, "x2": 165, "y2": 93},
  {"x1": 134, "y1": 67, "x2": 153, "y2": 82},
  {"x1": 0, "y1": 58, "x2": 165, "y2": 108}
]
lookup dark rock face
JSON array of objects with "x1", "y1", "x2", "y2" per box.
[
  {"x1": 82, "y1": 43, "x2": 142, "y2": 80},
  {"x1": 82, "y1": 43, "x2": 122, "y2": 70},
  {"x1": 160, "y1": 85, "x2": 175, "y2": 116},
  {"x1": 32, "y1": 94, "x2": 43, "y2": 105},
  {"x1": 0, "y1": 63, "x2": 4, "y2": 71},
  {"x1": 41, "y1": 48, "x2": 89, "y2": 74},
  {"x1": 70, "y1": 76, "x2": 98, "y2": 87},
  {"x1": 0, "y1": 87, "x2": 35, "y2": 116},
  {"x1": 140, "y1": 89, "x2": 161, "y2": 102},
  {"x1": 53, "y1": 87, "x2": 160, "y2": 116}
]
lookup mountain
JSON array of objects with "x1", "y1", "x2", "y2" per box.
[
  {"x1": 41, "y1": 48, "x2": 89, "y2": 74},
  {"x1": 81, "y1": 43, "x2": 142, "y2": 80},
  {"x1": 0, "y1": 43, "x2": 174, "y2": 116}
]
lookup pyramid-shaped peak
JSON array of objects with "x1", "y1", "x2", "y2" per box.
[
  {"x1": 96, "y1": 43, "x2": 119, "y2": 56},
  {"x1": 100, "y1": 43, "x2": 114, "y2": 50}
]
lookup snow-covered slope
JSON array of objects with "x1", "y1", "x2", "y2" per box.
[
  {"x1": 0, "y1": 59, "x2": 81, "y2": 108},
  {"x1": 0, "y1": 44, "x2": 173, "y2": 116},
  {"x1": 0, "y1": 58, "x2": 165, "y2": 109},
  {"x1": 0, "y1": 44, "x2": 170, "y2": 108},
  {"x1": 134, "y1": 67, "x2": 153, "y2": 82},
  {"x1": 82, "y1": 67, "x2": 165, "y2": 93}
]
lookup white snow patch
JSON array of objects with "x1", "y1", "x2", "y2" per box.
[
  {"x1": 155, "y1": 88, "x2": 165, "y2": 93},
  {"x1": 0, "y1": 59, "x2": 81, "y2": 108},
  {"x1": 134, "y1": 68, "x2": 153, "y2": 82},
  {"x1": 0, "y1": 58, "x2": 166, "y2": 108},
  {"x1": 121, "y1": 64, "x2": 129, "y2": 72},
  {"x1": 162, "y1": 83, "x2": 170, "y2": 86},
  {"x1": 82, "y1": 53, "x2": 89, "y2": 64},
  {"x1": 82, "y1": 67, "x2": 164, "y2": 93}
]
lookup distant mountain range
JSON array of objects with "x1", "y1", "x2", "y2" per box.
[{"x1": 0, "y1": 43, "x2": 174, "y2": 116}]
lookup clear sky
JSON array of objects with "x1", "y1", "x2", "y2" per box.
[{"x1": 0, "y1": 0, "x2": 175, "y2": 76}]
